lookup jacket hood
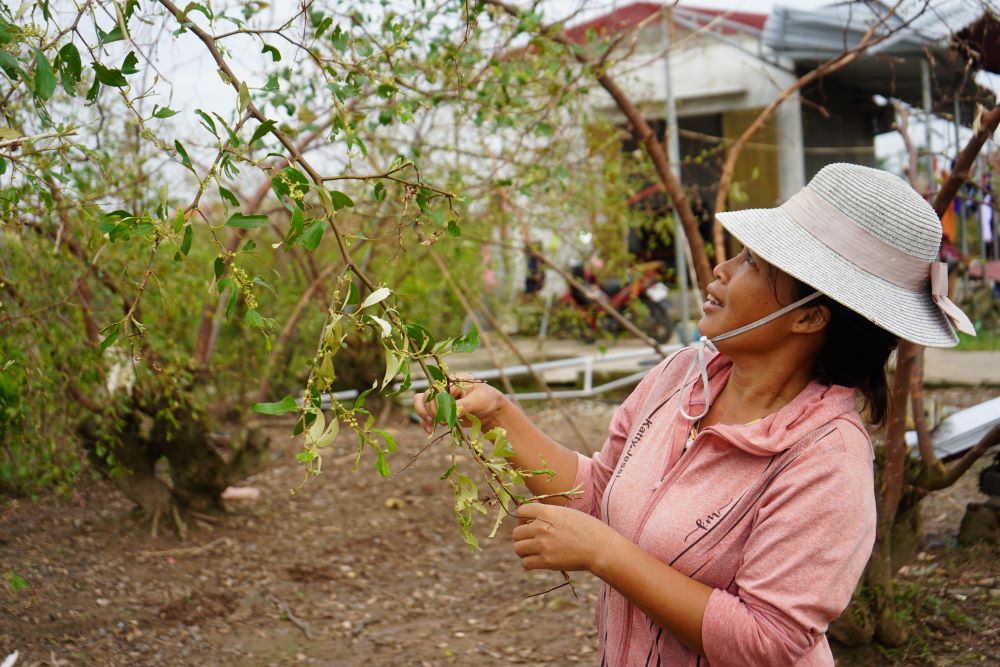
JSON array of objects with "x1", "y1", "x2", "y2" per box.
[{"x1": 682, "y1": 350, "x2": 861, "y2": 457}]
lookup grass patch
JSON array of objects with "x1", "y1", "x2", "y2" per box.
[{"x1": 955, "y1": 329, "x2": 1000, "y2": 351}]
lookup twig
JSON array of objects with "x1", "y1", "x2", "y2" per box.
[
  {"x1": 711, "y1": 0, "x2": 910, "y2": 261},
  {"x1": 0, "y1": 129, "x2": 77, "y2": 150},
  {"x1": 138, "y1": 536, "x2": 232, "y2": 558},
  {"x1": 525, "y1": 576, "x2": 577, "y2": 599},
  {"x1": 267, "y1": 594, "x2": 314, "y2": 639}
]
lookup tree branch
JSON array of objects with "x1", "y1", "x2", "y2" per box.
[
  {"x1": 710, "y1": 3, "x2": 899, "y2": 261},
  {"x1": 482, "y1": 0, "x2": 713, "y2": 295}
]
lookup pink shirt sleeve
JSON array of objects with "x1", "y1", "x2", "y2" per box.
[
  {"x1": 566, "y1": 349, "x2": 687, "y2": 519},
  {"x1": 701, "y1": 427, "x2": 877, "y2": 666}
]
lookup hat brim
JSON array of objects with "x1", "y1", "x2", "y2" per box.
[{"x1": 716, "y1": 207, "x2": 959, "y2": 347}]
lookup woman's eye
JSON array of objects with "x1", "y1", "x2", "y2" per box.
[{"x1": 744, "y1": 251, "x2": 755, "y2": 266}]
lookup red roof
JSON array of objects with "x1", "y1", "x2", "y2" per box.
[{"x1": 564, "y1": 2, "x2": 768, "y2": 45}]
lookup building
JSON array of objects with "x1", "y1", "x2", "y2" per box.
[{"x1": 568, "y1": 1, "x2": 998, "y2": 218}]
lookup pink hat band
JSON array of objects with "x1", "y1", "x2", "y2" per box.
[{"x1": 780, "y1": 186, "x2": 975, "y2": 336}]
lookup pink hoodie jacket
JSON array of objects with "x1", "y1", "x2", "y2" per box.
[{"x1": 567, "y1": 347, "x2": 877, "y2": 666}]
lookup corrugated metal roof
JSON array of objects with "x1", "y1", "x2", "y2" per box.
[{"x1": 762, "y1": 1, "x2": 997, "y2": 122}]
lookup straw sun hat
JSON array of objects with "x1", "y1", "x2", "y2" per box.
[{"x1": 715, "y1": 163, "x2": 975, "y2": 348}]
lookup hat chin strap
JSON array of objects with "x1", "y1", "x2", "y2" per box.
[{"x1": 679, "y1": 291, "x2": 822, "y2": 422}]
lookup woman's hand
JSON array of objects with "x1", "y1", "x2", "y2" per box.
[
  {"x1": 413, "y1": 379, "x2": 507, "y2": 434},
  {"x1": 512, "y1": 503, "x2": 619, "y2": 573}
]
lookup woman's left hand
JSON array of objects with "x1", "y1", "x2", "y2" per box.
[{"x1": 512, "y1": 503, "x2": 619, "y2": 573}]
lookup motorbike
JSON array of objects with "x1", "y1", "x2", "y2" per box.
[{"x1": 560, "y1": 259, "x2": 674, "y2": 343}]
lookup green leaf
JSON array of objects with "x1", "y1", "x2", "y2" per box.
[
  {"x1": 180, "y1": 224, "x2": 192, "y2": 255},
  {"x1": 261, "y1": 44, "x2": 281, "y2": 61},
  {"x1": 375, "y1": 450, "x2": 391, "y2": 477},
  {"x1": 218, "y1": 186, "x2": 239, "y2": 207},
  {"x1": 330, "y1": 24, "x2": 348, "y2": 53},
  {"x1": 251, "y1": 394, "x2": 298, "y2": 415},
  {"x1": 328, "y1": 190, "x2": 354, "y2": 211},
  {"x1": 274, "y1": 167, "x2": 310, "y2": 200},
  {"x1": 252, "y1": 275, "x2": 275, "y2": 296},
  {"x1": 123, "y1": 0, "x2": 140, "y2": 21},
  {"x1": 346, "y1": 281, "x2": 359, "y2": 306},
  {"x1": 85, "y1": 78, "x2": 100, "y2": 102},
  {"x1": 296, "y1": 450, "x2": 317, "y2": 463},
  {"x1": 92, "y1": 62, "x2": 126, "y2": 87},
  {"x1": 121, "y1": 51, "x2": 139, "y2": 75},
  {"x1": 262, "y1": 74, "x2": 279, "y2": 92},
  {"x1": 435, "y1": 392, "x2": 457, "y2": 428},
  {"x1": 99, "y1": 323, "x2": 120, "y2": 352},
  {"x1": 194, "y1": 109, "x2": 217, "y2": 137},
  {"x1": 225, "y1": 213, "x2": 269, "y2": 228},
  {"x1": 183, "y1": 2, "x2": 213, "y2": 20},
  {"x1": 224, "y1": 281, "x2": 238, "y2": 319},
  {"x1": 9, "y1": 572, "x2": 28, "y2": 593},
  {"x1": 490, "y1": 435, "x2": 516, "y2": 459},
  {"x1": 447, "y1": 218, "x2": 461, "y2": 237},
  {"x1": 212, "y1": 112, "x2": 240, "y2": 146},
  {"x1": 57, "y1": 44, "x2": 81, "y2": 93},
  {"x1": 213, "y1": 256, "x2": 225, "y2": 280},
  {"x1": 0, "y1": 50, "x2": 22, "y2": 81},
  {"x1": 153, "y1": 105, "x2": 177, "y2": 119},
  {"x1": 249, "y1": 119, "x2": 275, "y2": 145},
  {"x1": 238, "y1": 81, "x2": 250, "y2": 113},
  {"x1": 354, "y1": 382, "x2": 378, "y2": 410},
  {"x1": 372, "y1": 181, "x2": 386, "y2": 201},
  {"x1": 97, "y1": 23, "x2": 124, "y2": 45},
  {"x1": 174, "y1": 140, "x2": 192, "y2": 169},
  {"x1": 372, "y1": 428, "x2": 396, "y2": 453},
  {"x1": 33, "y1": 50, "x2": 56, "y2": 100},
  {"x1": 452, "y1": 324, "x2": 479, "y2": 353},
  {"x1": 439, "y1": 464, "x2": 456, "y2": 480},
  {"x1": 284, "y1": 206, "x2": 305, "y2": 245},
  {"x1": 297, "y1": 219, "x2": 324, "y2": 251},
  {"x1": 245, "y1": 308, "x2": 266, "y2": 329},
  {"x1": 426, "y1": 364, "x2": 446, "y2": 383},
  {"x1": 172, "y1": 208, "x2": 185, "y2": 232},
  {"x1": 405, "y1": 323, "x2": 434, "y2": 352}
]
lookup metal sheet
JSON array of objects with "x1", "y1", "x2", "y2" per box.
[{"x1": 905, "y1": 397, "x2": 1000, "y2": 460}]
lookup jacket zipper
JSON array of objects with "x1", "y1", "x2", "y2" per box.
[{"x1": 611, "y1": 424, "x2": 718, "y2": 666}]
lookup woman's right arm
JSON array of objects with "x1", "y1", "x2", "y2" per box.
[{"x1": 414, "y1": 383, "x2": 580, "y2": 504}]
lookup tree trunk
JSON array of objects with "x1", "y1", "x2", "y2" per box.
[{"x1": 79, "y1": 391, "x2": 271, "y2": 530}]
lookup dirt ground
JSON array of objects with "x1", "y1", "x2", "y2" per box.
[{"x1": 2, "y1": 388, "x2": 998, "y2": 667}]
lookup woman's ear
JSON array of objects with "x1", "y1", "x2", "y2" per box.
[{"x1": 792, "y1": 304, "x2": 831, "y2": 334}]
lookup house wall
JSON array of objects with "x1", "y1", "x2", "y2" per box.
[
  {"x1": 598, "y1": 23, "x2": 807, "y2": 202},
  {"x1": 800, "y1": 75, "x2": 882, "y2": 180}
]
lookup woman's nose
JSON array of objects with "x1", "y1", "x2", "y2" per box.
[{"x1": 712, "y1": 257, "x2": 731, "y2": 281}]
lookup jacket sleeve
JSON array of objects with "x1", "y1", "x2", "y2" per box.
[
  {"x1": 701, "y1": 426, "x2": 877, "y2": 666},
  {"x1": 565, "y1": 348, "x2": 689, "y2": 520}
]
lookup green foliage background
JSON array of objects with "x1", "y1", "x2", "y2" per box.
[{"x1": 0, "y1": 0, "x2": 672, "y2": 517}]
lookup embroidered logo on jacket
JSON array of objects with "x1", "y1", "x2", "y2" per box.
[
  {"x1": 683, "y1": 497, "x2": 736, "y2": 542},
  {"x1": 614, "y1": 417, "x2": 654, "y2": 480}
]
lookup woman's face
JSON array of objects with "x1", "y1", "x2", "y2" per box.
[{"x1": 698, "y1": 246, "x2": 799, "y2": 349}]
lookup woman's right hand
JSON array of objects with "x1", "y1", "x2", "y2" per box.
[{"x1": 413, "y1": 379, "x2": 507, "y2": 434}]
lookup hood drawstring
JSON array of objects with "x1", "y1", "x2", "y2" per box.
[{"x1": 678, "y1": 291, "x2": 823, "y2": 422}]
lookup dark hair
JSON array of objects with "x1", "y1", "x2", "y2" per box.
[{"x1": 770, "y1": 268, "x2": 900, "y2": 426}]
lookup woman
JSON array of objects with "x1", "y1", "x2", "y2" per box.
[{"x1": 415, "y1": 163, "x2": 975, "y2": 666}]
